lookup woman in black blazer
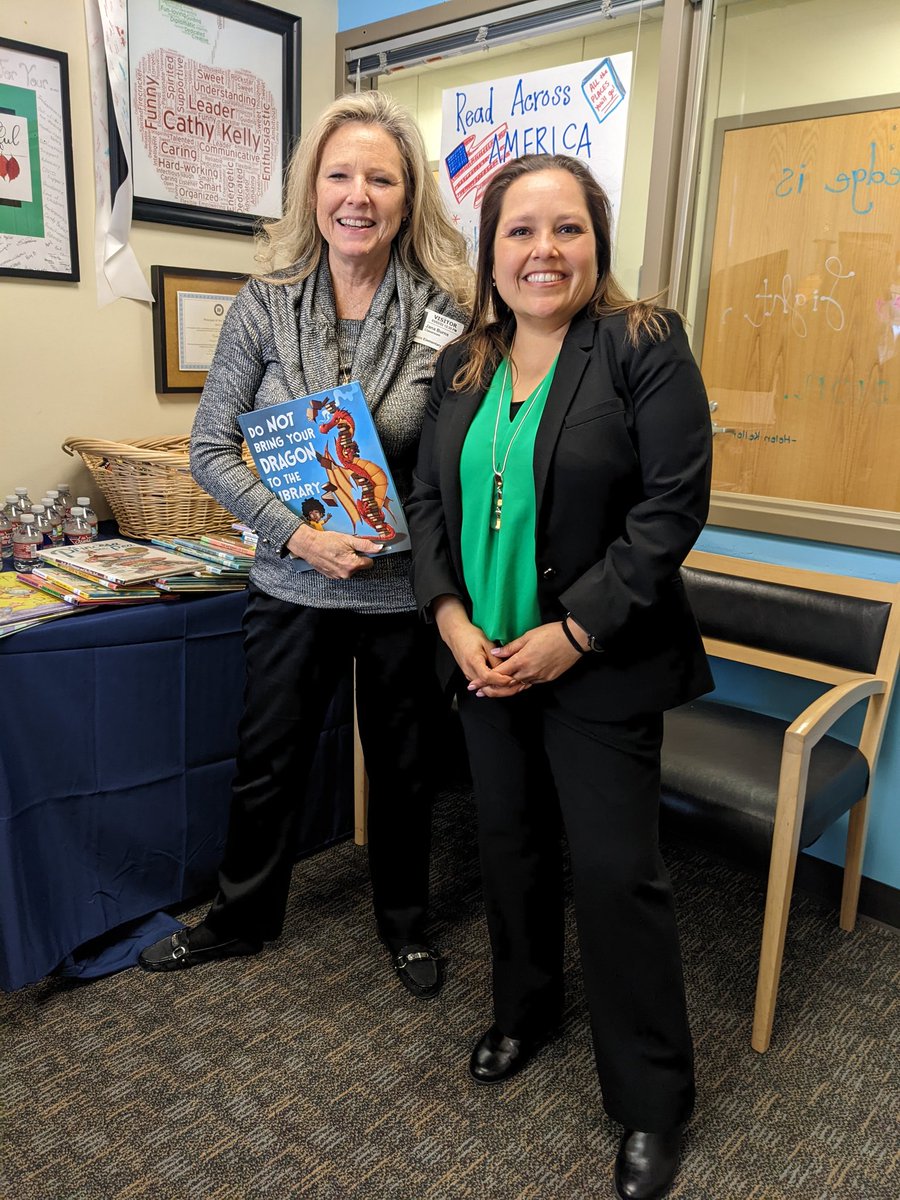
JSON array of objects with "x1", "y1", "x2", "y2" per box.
[{"x1": 407, "y1": 155, "x2": 712, "y2": 1200}]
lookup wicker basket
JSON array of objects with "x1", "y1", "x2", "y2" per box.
[{"x1": 62, "y1": 436, "x2": 240, "y2": 539}]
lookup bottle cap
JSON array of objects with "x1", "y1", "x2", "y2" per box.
[
  {"x1": 77, "y1": 496, "x2": 91, "y2": 505},
  {"x1": 20, "y1": 513, "x2": 35, "y2": 523},
  {"x1": 32, "y1": 504, "x2": 45, "y2": 513},
  {"x1": 70, "y1": 506, "x2": 84, "y2": 516},
  {"x1": 5, "y1": 495, "x2": 16, "y2": 504},
  {"x1": 46, "y1": 490, "x2": 59, "y2": 499},
  {"x1": 15, "y1": 487, "x2": 28, "y2": 496}
]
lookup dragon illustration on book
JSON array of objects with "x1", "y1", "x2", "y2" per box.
[{"x1": 307, "y1": 395, "x2": 398, "y2": 542}]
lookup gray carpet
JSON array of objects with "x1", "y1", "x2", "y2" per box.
[{"x1": 1, "y1": 787, "x2": 898, "y2": 1200}]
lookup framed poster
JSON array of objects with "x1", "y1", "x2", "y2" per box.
[
  {"x1": 151, "y1": 265, "x2": 246, "y2": 392},
  {"x1": 0, "y1": 38, "x2": 79, "y2": 281},
  {"x1": 111, "y1": 0, "x2": 300, "y2": 235},
  {"x1": 696, "y1": 94, "x2": 900, "y2": 551}
]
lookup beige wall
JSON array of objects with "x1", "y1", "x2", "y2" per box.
[{"x1": 1, "y1": 0, "x2": 336, "y2": 515}]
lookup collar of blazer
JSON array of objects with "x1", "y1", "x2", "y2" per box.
[{"x1": 437, "y1": 311, "x2": 595, "y2": 570}]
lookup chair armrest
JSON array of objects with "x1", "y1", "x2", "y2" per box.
[{"x1": 784, "y1": 676, "x2": 886, "y2": 756}]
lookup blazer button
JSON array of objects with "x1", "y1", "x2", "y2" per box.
[{"x1": 542, "y1": 566, "x2": 557, "y2": 579}]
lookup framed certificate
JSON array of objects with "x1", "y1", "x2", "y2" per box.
[
  {"x1": 151, "y1": 265, "x2": 246, "y2": 393},
  {"x1": 111, "y1": 0, "x2": 300, "y2": 235},
  {"x1": 0, "y1": 38, "x2": 79, "y2": 281}
]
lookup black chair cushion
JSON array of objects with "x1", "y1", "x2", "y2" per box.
[{"x1": 660, "y1": 700, "x2": 869, "y2": 867}]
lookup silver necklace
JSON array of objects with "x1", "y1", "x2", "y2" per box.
[{"x1": 489, "y1": 356, "x2": 552, "y2": 532}]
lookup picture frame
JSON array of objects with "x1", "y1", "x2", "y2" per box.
[
  {"x1": 695, "y1": 93, "x2": 900, "y2": 553},
  {"x1": 151, "y1": 265, "x2": 246, "y2": 393},
  {"x1": 110, "y1": 0, "x2": 301, "y2": 235},
  {"x1": 0, "y1": 38, "x2": 79, "y2": 281}
]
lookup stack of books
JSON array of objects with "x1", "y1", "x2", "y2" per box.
[
  {"x1": 0, "y1": 573, "x2": 96, "y2": 639},
  {"x1": 149, "y1": 534, "x2": 254, "y2": 592},
  {"x1": 16, "y1": 539, "x2": 202, "y2": 610}
]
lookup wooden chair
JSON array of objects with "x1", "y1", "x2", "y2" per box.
[{"x1": 661, "y1": 550, "x2": 900, "y2": 1052}]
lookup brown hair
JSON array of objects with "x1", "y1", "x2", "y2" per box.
[
  {"x1": 257, "y1": 91, "x2": 471, "y2": 308},
  {"x1": 453, "y1": 154, "x2": 668, "y2": 392}
]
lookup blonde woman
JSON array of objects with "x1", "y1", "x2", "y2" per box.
[{"x1": 140, "y1": 93, "x2": 470, "y2": 999}]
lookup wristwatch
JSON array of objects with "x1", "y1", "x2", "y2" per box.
[{"x1": 565, "y1": 612, "x2": 604, "y2": 654}]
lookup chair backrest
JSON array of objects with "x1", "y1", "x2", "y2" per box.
[{"x1": 681, "y1": 550, "x2": 900, "y2": 766}]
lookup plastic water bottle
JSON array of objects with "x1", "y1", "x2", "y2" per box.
[
  {"x1": 56, "y1": 484, "x2": 73, "y2": 518},
  {"x1": 64, "y1": 506, "x2": 93, "y2": 545},
  {"x1": 40, "y1": 497, "x2": 65, "y2": 545},
  {"x1": 31, "y1": 504, "x2": 54, "y2": 549},
  {"x1": 14, "y1": 486, "x2": 33, "y2": 511},
  {"x1": 12, "y1": 514, "x2": 42, "y2": 571},
  {"x1": 76, "y1": 496, "x2": 99, "y2": 540},
  {"x1": 0, "y1": 505, "x2": 13, "y2": 566},
  {"x1": 3, "y1": 494, "x2": 22, "y2": 529}
]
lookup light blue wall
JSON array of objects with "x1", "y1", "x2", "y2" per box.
[
  {"x1": 696, "y1": 527, "x2": 900, "y2": 891},
  {"x1": 339, "y1": 0, "x2": 419, "y2": 30}
]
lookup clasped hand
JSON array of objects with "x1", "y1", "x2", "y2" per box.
[{"x1": 434, "y1": 597, "x2": 582, "y2": 700}]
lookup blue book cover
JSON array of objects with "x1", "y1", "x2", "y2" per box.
[{"x1": 237, "y1": 381, "x2": 409, "y2": 565}]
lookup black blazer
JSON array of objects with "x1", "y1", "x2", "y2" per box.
[{"x1": 407, "y1": 309, "x2": 714, "y2": 720}]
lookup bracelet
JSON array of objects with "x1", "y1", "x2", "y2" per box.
[{"x1": 561, "y1": 616, "x2": 589, "y2": 654}]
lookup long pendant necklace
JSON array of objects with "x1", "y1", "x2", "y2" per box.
[{"x1": 490, "y1": 356, "x2": 551, "y2": 533}]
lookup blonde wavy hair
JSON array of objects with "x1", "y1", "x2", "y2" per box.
[
  {"x1": 453, "y1": 154, "x2": 670, "y2": 393},
  {"x1": 256, "y1": 91, "x2": 471, "y2": 308}
]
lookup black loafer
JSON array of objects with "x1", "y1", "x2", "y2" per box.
[
  {"x1": 614, "y1": 1127, "x2": 684, "y2": 1200},
  {"x1": 138, "y1": 928, "x2": 262, "y2": 972},
  {"x1": 469, "y1": 1024, "x2": 538, "y2": 1084},
  {"x1": 393, "y1": 944, "x2": 442, "y2": 998}
]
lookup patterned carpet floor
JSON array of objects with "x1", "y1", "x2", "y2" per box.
[{"x1": 1, "y1": 787, "x2": 898, "y2": 1200}]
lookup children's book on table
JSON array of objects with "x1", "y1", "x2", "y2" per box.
[
  {"x1": 238, "y1": 381, "x2": 409, "y2": 570},
  {"x1": 36, "y1": 539, "x2": 198, "y2": 587}
]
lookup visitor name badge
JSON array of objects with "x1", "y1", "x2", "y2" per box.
[{"x1": 414, "y1": 309, "x2": 465, "y2": 350}]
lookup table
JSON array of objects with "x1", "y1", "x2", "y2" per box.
[{"x1": 0, "y1": 591, "x2": 353, "y2": 990}]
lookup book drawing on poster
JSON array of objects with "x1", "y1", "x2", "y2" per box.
[{"x1": 238, "y1": 382, "x2": 409, "y2": 570}]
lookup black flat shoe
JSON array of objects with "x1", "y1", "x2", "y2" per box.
[
  {"x1": 468, "y1": 1024, "x2": 539, "y2": 1084},
  {"x1": 138, "y1": 927, "x2": 262, "y2": 972},
  {"x1": 614, "y1": 1127, "x2": 684, "y2": 1200},
  {"x1": 392, "y1": 944, "x2": 442, "y2": 998}
]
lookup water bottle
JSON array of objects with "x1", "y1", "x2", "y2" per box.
[
  {"x1": 41, "y1": 497, "x2": 65, "y2": 545},
  {"x1": 0, "y1": 505, "x2": 13, "y2": 566},
  {"x1": 76, "y1": 496, "x2": 99, "y2": 540},
  {"x1": 12, "y1": 513, "x2": 42, "y2": 572},
  {"x1": 3, "y1": 494, "x2": 22, "y2": 530},
  {"x1": 64, "y1": 506, "x2": 93, "y2": 545},
  {"x1": 31, "y1": 504, "x2": 54, "y2": 549},
  {"x1": 56, "y1": 484, "x2": 73, "y2": 518},
  {"x1": 14, "y1": 486, "x2": 33, "y2": 511}
]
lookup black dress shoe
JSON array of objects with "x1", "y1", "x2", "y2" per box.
[
  {"x1": 468, "y1": 1024, "x2": 538, "y2": 1084},
  {"x1": 392, "y1": 944, "x2": 442, "y2": 998},
  {"x1": 138, "y1": 927, "x2": 262, "y2": 972},
  {"x1": 614, "y1": 1127, "x2": 684, "y2": 1200}
]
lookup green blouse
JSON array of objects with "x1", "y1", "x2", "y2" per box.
[{"x1": 459, "y1": 356, "x2": 558, "y2": 643}]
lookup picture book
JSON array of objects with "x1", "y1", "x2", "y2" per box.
[
  {"x1": 238, "y1": 381, "x2": 409, "y2": 565},
  {"x1": 0, "y1": 573, "x2": 76, "y2": 625},
  {"x1": 36, "y1": 539, "x2": 198, "y2": 586},
  {"x1": 29, "y1": 565, "x2": 163, "y2": 601}
]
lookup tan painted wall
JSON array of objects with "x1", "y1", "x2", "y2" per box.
[{"x1": 1, "y1": 0, "x2": 336, "y2": 515}]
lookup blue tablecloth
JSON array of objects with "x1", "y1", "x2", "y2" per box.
[{"x1": 0, "y1": 591, "x2": 353, "y2": 990}]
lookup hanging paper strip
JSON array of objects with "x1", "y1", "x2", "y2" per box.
[{"x1": 83, "y1": 0, "x2": 153, "y2": 305}]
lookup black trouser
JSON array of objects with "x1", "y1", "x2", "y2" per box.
[
  {"x1": 205, "y1": 587, "x2": 440, "y2": 953},
  {"x1": 459, "y1": 686, "x2": 694, "y2": 1132}
]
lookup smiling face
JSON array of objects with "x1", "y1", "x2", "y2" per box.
[
  {"x1": 315, "y1": 122, "x2": 408, "y2": 275},
  {"x1": 492, "y1": 169, "x2": 598, "y2": 334}
]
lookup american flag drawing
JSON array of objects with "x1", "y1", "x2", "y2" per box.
[{"x1": 445, "y1": 123, "x2": 509, "y2": 208}]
